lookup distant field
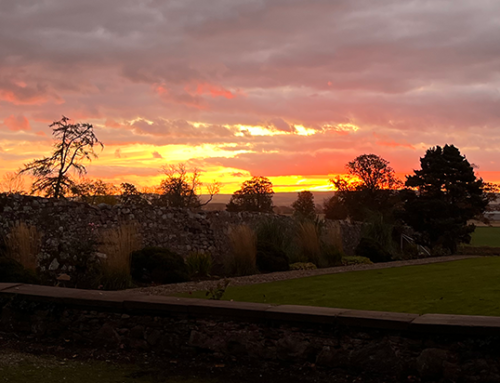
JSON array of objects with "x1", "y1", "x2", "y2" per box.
[
  {"x1": 184, "y1": 258, "x2": 500, "y2": 316},
  {"x1": 471, "y1": 227, "x2": 500, "y2": 247}
]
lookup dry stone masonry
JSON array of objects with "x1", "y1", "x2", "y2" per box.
[
  {"x1": 0, "y1": 194, "x2": 362, "y2": 282},
  {"x1": 1, "y1": 283, "x2": 500, "y2": 382}
]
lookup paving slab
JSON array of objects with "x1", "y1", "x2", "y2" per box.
[
  {"x1": 124, "y1": 295, "x2": 192, "y2": 315},
  {"x1": 0, "y1": 284, "x2": 75, "y2": 303},
  {"x1": 0, "y1": 284, "x2": 127, "y2": 310},
  {"x1": 187, "y1": 299, "x2": 273, "y2": 320},
  {"x1": 265, "y1": 305, "x2": 347, "y2": 324},
  {"x1": 0, "y1": 283, "x2": 22, "y2": 292},
  {"x1": 61, "y1": 289, "x2": 128, "y2": 310},
  {"x1": 410, "y1": 314, "x2": 500, "y2": 335},
  {"x1": 337, "y1": 310, "x2": 419, "y2": 331}
]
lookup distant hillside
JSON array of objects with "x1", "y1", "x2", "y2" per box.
[{"x1": 200, "y1": 191, "x2": 335, "y2": 209}]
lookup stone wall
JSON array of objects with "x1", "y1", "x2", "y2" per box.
[
  {"x1": 0, "y1": 194, "x2": 362, "y2": 282},
  {"x1": 1, "y1": 283, "x2": 500, "y2": 382}
]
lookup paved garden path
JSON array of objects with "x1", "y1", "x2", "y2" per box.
[{"x1": 134, "y1": 255, "x2": 481, "y2": 296}]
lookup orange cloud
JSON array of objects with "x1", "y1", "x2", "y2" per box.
[
  {"x1": 373, "y1": 133, "x2": 414, "y2": 150},
  {"x1": 192, "y1": 83, "x2": 235, "y2": 99},
  {"x1": 154, "y1": 84, "x2": 207, "y2": 110},
  {"x1": 105, "y1": 119, "x2": 122, "y2": 129},
  {"x1": 376, "y1": 140, "x2": 415, "y2": 150},
  {"x1": 3, "y1": 115, "x2": 31, "y2": 132}
]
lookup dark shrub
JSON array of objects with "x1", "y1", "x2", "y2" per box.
[
  {"x1": 256, "y1": 243, "x2": 289, "y2": 273},
  {"x1": 0, "y1": 256, "x2": 38, "y2": 283},
  {"x1": 131, "y1": 247, "x2": 188, "y2": 284},
  {"x1": 319, "y1": 243, "x2": 344, "y2": 267},
  {"x1": 186, "y1": 251, "x2": 213, "y2": 279},
  {"x1": 355, "y1": 238, "x2": 392, "y2": 263}
]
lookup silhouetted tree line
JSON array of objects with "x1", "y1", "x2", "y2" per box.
[{"x1": 4, "y1": 116, "x2": 497, "y2": 254}]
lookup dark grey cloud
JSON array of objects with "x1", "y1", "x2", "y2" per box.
[{"x1": 1, "y1": 0, "x2": 500, "y2": 178}]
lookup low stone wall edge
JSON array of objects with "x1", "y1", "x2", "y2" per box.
[{"x1": 1, "y1": 283, "x2": 498, "y2": 335}]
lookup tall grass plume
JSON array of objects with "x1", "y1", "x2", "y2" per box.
[
  {"x1": 227, "y1": 225, "x2": 257, "y2": 276},
  {"x1": 4, "y1": 221, "x2": 41, "y2": 272},
  {"x1": 296, "y1": 221, "x2": 321, "y2": 265},
  {"x1": 97, "y1": 223, "x2": 141, "y2": 274}
]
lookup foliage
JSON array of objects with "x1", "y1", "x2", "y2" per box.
[
  {"x1": 457, "y1": 245, "x2": 500, "y2": 256},
  {"x1": 97, "y1": 223, "x2": 141, "y2": 275},
  {"x1": 119, "y1": 182, "x2": 146, "y2": 205},
  {"x1": 295, "y1": 221, "x2": 322, "y2": 265},
  {"x1": 289, "y1": 262, "x2": 317, "y2": 270},
  {"x1": 402, "y1": 144, "x2": 488, "y2": 253},
  {"x1": 71, "y1": 178, "x2": 118, "y2": 205},
  {"x1": 361, "y1": 213, "x2": 396, "y2": 255},
  {"x1": 0, "y1": 256, "x2": 39, "y2": 283},
  {"x1": 157, "y1": 164, "x2": 220, "y2": 209},
  {"x1": 20, "y1": 116, "x2": 103, "y2": 198},
  {"x1": 98, "y1": 269, "x2": 134, "y2": 290},
  {"x1": 255, "y1": 217, "x2": 293, "y2": 254},
  {"x1": 226, "y1": 225, "x2": 257, "y2": 276},
  {"x1": 256, "y1": 242, "x2": 289, "y2": 273},
  {"x1": 341, "y1": 256, "x2": 373, "y2": 266},
  {"x1": 3, "y1": 221, "x2": 41, "y2": 272},
  {"x1": 254, "y1": 218, "x2": 292, "y2": 272},
  {"x1": 205, "y1": 278, "x2": 230, "y2": 300},
  {"x1": 321, "y1": 220, "x2": 344, "y2": 254},
  {"x1": 319, "y1": 243, "x2": 344, "y2": 267},
  {"x1": 326, "y1": 154, "x2": 401, "y2": 221},
  {"x1": 130, "y1": 247, "x2": 188, "y2": 284},
  {"x1": 323, "y1": 194, "x2": 349, "y2": 220},
  {"x1": 355, "y1": 237, "x2": 392, "y2": 263},
  {"x1": 0, "y1": 171, "x2": 25, "y2": 195},
  {"x1": 345, "y1": 154, "x2": 401, "y2": 192},
  {"x1": 65, "y1": 237, "x2": 103, "y2": 289},
  {"x1": 292, "y1": 191, "x2": 316, "y2": 221},
  {"x1": 186, "y1": 251, "x2": 213, "y2": 278},
  {"x1": 226, "y1": 176, "x2": 274, "y2": 213}
]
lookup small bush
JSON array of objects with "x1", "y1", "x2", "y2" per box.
[
  {"x1": 296, "y1": 221, "x2": 321, "y2": 265},
  {"x1": 186, "y1": 251, "x2": 213, "y2": 278},
  {"x1": 458, "y1": 245, "x2": 500, "y2": 256},
  {"x1": 255, "y1": 218, "x2": 288, "y2": 250},
  {"x1": 256, "y1": 243, "x2": 289, "y2": 273},
  {"x1": 319, "y1": 243, "x2": 344, "y2": 267},
  {"x1": 431, "y1": 245, "x2": 451, "y2": 257},
  {"x1": 205, "y1": 278, "x2": 230, "y2": 300},
  {"x1": 289, "y1": 262, "x2": 317, "y2": 270},
  {"x1": 226, "y1": 225, "x2": 257, "y2": 276},
  {"x1": 355, "y1": 237, "x2": 392, "y2": 263},
  {"x1": 0, "y1": 256, "x2": 39, "y2": 283},
  {"x1": 341, "y1": 256, "x2": 373, "y2": 266},
  {"x1": 99, "y1": 270, "x2": 134, "y2": 290},
  {"x1": 130, "y1": 247, "x2": 188, "y2": 284}
]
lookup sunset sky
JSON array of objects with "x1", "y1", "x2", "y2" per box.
[{"x1": 1, "y1": 1, "x2": 500, "y2": 193}]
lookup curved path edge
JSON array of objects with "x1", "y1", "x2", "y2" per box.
[{"x1": 135, "y1": 255, "x2": 481, "y2": 296}]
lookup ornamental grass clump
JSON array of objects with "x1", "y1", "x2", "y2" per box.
[
  {"x1": 296, "y1": 221, "x2": 321, "y2": 265},
  {"x1": 96, "y1": 223, "x2": 141, "y2": 289},
  {"x1": 4, "y1": 221, "x2": 41, "y2": 272},
  {"x1": 186, "y1": 251, "x2": 213, "y2": 279},
  {"x1": 319, "y1": 222, "x2": 344, "y2": 267},
  {"x1": 131, "y1": 246, "x2": 189, "y2": 284},
  {"x1": 97, "y1": 223, "x2": 141, "y2": 275},
  {"x1": 226, "y1": 225, "x2": 257, "y2": 276},
  {"x1": 254, "y1": 218, "x2": 290, "y2": 272}
]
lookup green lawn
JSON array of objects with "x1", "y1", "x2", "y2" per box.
[
  {"x1": 470, "y1": 227, "x2": 500, "y2": 247},
  {"x1": 185, "y1": 257, "x2": 500, "y2": 316}
]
